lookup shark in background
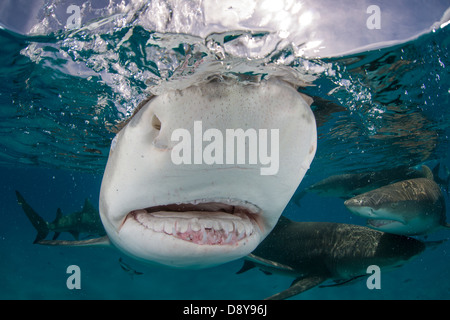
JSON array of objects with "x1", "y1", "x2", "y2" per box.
[
  {"x1": 15, "y1": 190, "x2": 106, "y2": 243},
  {"x1": 344, "y1": 178, "x2": 450, "y2": 236},
  {"x1": 237, "y1": 216, "x2": 432, "y2": 300},
  {"x1": 295, "y1": 164, "x2": 434, "y2": 202}
]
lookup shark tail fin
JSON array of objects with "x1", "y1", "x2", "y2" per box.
[{"x1": 15, "y1": 191, "x2": 49, "y2": 244}]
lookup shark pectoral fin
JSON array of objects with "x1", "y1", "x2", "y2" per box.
[
  {"x1": 246, "y1": 253, "x2": 296, "y2": 272},
  {"x1": 236, "y1": 260, "x2": 256, "y2": 274},
  {"x1": 319, "y1": 274, "x2": 367, "y2": 288},
  {"x1": 424, "y1": 239, "x2": 447, "y2": 250},
  {"x1": 15, "y1": 190, "x2": 49, "y2": 243},
  {"x1": 35, "y1": 236, "x2": 111, "y2": 247},
  {"x1": 264, "y1": 275, "x2": 327, "y2": 300},
  {"x1": 69, "y1": 231, "x2": 80, "y2": 240}
]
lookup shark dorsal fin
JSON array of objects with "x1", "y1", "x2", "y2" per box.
[
  {"x1": 52, "y1": 208, "x2": 63, "y2": 225},
  {"x1": 82, "y1": 199, "x2": 96, "y2": 213}
]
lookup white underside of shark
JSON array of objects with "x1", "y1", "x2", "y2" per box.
[{"x1": 99, "y1": 77, "x2": 317, "y2": 268}]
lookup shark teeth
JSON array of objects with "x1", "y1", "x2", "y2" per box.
[{"x1": 129, "y1": 209, "x2": 257, "y2": 246}]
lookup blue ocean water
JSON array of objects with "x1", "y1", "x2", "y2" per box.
[{"x1": 1, "y1": 2, "x2": 450, "y2": 300}]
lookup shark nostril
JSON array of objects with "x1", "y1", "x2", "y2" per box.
[{"x1": 152, "y1": 114, "x2": 161, "y2": 131}]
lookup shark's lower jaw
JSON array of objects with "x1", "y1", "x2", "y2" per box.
[{"x1": 121, "y1": 200, "x2": 263, "y2": 246}]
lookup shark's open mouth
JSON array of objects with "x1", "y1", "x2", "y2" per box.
[
  {"x1": 367, "y1": 219, "x2": 403, "y2": 228},
  {"x1": 121, "y1": 200, "x2": 263, "y2": 246},
  {"x1": 367, "y1": 219, "x2": 393, "y2": 227}
]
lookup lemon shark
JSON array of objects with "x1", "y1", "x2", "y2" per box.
[
  {"x1": 237, "y1": 216, "x2": 427, "y2": 300},
  {"x1": 30, "y1": 77, "x2": 317, "y2": 269},
  {"x1": 295, "y1": 165, "x2": 433, "y2": 202},
  {"x1": 344, "y1": 178, "x2": 450, "y2": 236},
  {"x1": 15, "y1": 190, "x2": 106, "y2": 243}
]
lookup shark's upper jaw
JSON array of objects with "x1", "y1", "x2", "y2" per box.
[{"x1": 120, "y1": 199, "x2": 263, "y2": 246}]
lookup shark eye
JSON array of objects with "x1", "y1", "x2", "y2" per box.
[{"x1": 152, "y1": 114, "x2": 161, "y2": 131}]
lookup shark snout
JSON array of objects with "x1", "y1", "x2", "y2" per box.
[
  {"x1": 344, "y1": 198, "x2": 375, "y2": 217},
  {"x1": 343, "y1": 198, "x2": 362, "y2": 208}
]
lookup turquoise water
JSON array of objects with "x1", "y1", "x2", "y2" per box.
[{"x1": 1, "y1": 6, "x2": 450, "y2": 299}]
